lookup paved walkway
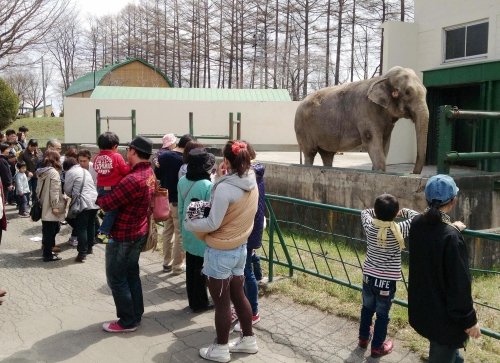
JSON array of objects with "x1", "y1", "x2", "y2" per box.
[{"x1": 0, "y1": 204, "x2": 422, "y2": 363}]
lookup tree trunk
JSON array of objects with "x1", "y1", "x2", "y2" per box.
[
  {"x1": 334, "y1": 0, "x2": 344, "y2": 85},
  {"x1": 325, "y1": 0, "x2": 331, "y2": 87}
]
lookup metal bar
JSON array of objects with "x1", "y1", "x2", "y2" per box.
[
  {"x1": 98, "y1": 116, "x2": 135, "y2": 121},
  {"x1": 192, "y1": 135, "x2": 230, "y2": 140},
  {"x1": 131, "y1": 110, "x2": 136, "y2": 138},
  {"x1": 267, "y1": 194, "x2": 361, "y2": 216},
  {"x1": 446, "y1": 151, "x2": 500, "y2": 161},
  {"x1": 95, "y1": 109, "x2": 101, "y2": 143},
  {"x1": 446, "y1": 109, "x2": 500, "y2": 120},
  {"x1": 236, "y1": 112, "x2": 241, "y2": 140},
  {"x1": 189, "y1": 112, "x2": 194, "y2": 136},
  {"x1": 229, "y1": 113, "x2": 234, "y2": 140},
  {"x1": 437, "y1": 105, "x2": 453, "y2": 174},
  {"x1": 265, "y1": 198, "x2": 275, "y2": 282}
]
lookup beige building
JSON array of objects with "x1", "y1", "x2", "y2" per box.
[{"x1": 64, "y1": 58, "x2": 173, "y2": 98}]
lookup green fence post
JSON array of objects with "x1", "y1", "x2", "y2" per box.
[
  {"x1": 229, "y1": 112, "x2": 234, "y2": 140},
  {"x1": 437, "y1": 105, "x2": 453, "y2": 174},
  {"x1": 265, "y1": 199, "x2": 275, "y2": 283},
  {"x1": 131, "y1": 110, "x2": 136, "y2": 138},
  {"x1": 189, "y1": 112, "x2": 194, "y2": 136},
  {"x1": 96, "y1": 109, "x2": 101, "y2": 143},
  {"x1": 236, "y1": 112, "x2": 241, "y2": 140}
]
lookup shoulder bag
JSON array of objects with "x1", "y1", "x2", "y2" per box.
[
  {"x1": 151, "y1": 179, "x2": 170, "y2": 222},
  {"x1": 67, "y1": 169, "x2": 86, "y2": 219},
  {"x1": 30, "y1": 180, "x2": 45, "y2": 222}
]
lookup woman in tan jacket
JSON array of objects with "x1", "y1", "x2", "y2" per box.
[
  {"x1": 185, "y1": 140, "x2": 259, "y2": 363},
  {"x1": 36, "y1": 150, "x2": 67, "y2": 262}
]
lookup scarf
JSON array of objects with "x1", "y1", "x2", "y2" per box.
[{"x1": 372, "y1": 219, "x2": 405, "y2": 250}]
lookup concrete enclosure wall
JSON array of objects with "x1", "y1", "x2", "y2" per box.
[{"x1": 263, "y1": 162, "x2": 500, "y2": 231}]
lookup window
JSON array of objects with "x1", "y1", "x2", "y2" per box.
[{"x1": 444, "y1": 21, "x2": 488, "y2": 61}]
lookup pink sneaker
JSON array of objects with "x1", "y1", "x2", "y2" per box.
[{"x1": 102, "y1": 321, "x2": 137, "y2": 333}]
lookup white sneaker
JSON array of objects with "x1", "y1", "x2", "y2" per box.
[
  {"x1": 199, "y1": 343, "x2": 230, "y2": 362},
  {"x1": 228, "y1": 334, "x2": 258, "y2": 354}
]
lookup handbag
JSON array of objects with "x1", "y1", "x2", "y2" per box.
[
  {"x1": 142, "y1": 213, "x2": 158, "y2": 252},
  {"x1": 151, "y1": 180, "x2": 170, "y2": 222},
  {"x1": 67, "y1": 169, "x2": 86, "y2": 219},
  {"x1": 30, "y1": 179, "x2": 46, "y2": 222}
]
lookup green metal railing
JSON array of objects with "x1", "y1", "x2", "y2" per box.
[
  {"x1": 138, "y1": 112, "x2": 241, "y2": 143},
  {"x1": 262, "y1": 194, "x2": 500, "y2": 339},
  {"x1": 95, "y1": 109, "x2": 136, "y2": 142},
  {"x1": 437, "y1": 105, "x2": 500, "y2": 174}
]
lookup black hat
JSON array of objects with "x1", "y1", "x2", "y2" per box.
[
  {"x1": 188, "y1": 148, "x2": 215, "y2": 173},
  {"x1": 129, "y1": 136, "x2": 153, "y2": 155}
]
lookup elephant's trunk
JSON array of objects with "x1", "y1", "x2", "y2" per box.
[{"x1": 412, "y1": 105, "x2": 429, "y2": 174}]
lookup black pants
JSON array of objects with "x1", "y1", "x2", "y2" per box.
[
  {"x1": 42, "y1": 221, "x2": 60, "y2": 259},
  {"x1": 74, "y1": 209, "x2": 98, "y2": 257},
  {"x1": 186, "y1": 252, "x2": 209, "y2": 311}
]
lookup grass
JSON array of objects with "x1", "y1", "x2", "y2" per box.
[
  {"x1": 259, "y1": 229, "x2": 500, "y2": 362},
  {"x1": 8, "y1": 117, "x2": 64, "y2": 146}
]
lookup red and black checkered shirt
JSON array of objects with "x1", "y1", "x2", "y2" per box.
[{"x1": 97, "y1": 161, "x2": 155, "y2": 242}]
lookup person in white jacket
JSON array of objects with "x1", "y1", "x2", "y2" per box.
[{"x1": 63, "y1": 157, "x2": 99, "y2": 263}]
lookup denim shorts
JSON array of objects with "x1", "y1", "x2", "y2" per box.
[{"x1": 202, "y1": 244, "x2": 247, "y2": 279}]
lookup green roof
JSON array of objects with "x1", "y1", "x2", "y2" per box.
[
  {"x1": 64, "y1": 58, "x2": 173, "y2": 96},
  {"x1": 90, "y1": 86, "x2": 292, "y2": 101}
]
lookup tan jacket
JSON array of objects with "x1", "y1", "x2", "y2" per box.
[
  {"x1": 36, "y1": 167, "x2": 67, "y2": 222},
  {"x1": 202, "y1": 187, "x2": 258, "y2": 250}
]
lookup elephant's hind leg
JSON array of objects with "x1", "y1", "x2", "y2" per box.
[
  {"x1": 301, "y1": 147, "x2": 317, "y2": 165},
  {"x1": 318, "y1": 148, "x2": 335, "y2": 167}
]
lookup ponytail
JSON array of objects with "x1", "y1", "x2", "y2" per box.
[{"x1": 422, "y1": 201, "x2": 442, "y2": 224}]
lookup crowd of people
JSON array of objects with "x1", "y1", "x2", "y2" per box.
[{"x1": 0, "y1": 127, "x2": 482, "y2": 362}]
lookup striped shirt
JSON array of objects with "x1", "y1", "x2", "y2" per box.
[{"x1": 361, "y1": 208, "x2": 419, "y2": 280}]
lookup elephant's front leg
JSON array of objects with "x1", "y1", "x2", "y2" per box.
[{"x1": 362, "y1": 129, "x2": 387, "y2": 171}]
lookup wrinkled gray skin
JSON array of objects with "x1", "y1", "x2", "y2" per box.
[{"x1": 295, "y1": 66, "x2": 429, "y2": 174}]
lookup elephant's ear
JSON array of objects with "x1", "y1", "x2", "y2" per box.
[{"x1": 367, "y1": 77, "x2": 391, "y2": 109}]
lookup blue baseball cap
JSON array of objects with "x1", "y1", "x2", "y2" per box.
[{"x1": 425, "y1": 174, "x2": 459, "y2": 206}]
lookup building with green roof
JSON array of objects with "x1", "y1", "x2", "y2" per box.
[{"x1": 64, "y1": 58, "x2": 173, "y2": 98}]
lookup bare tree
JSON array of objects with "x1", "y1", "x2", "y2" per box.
[
  {"x1": 48, "y1": 10, "x2": 82, "y2": 92},
  {"x1": 0, "y1": 0, "x2": 68, "y2": 69},
  {"x1": 25, "y1": 66, "x2": 52, "y2": 117},
  {"x1": 4, "y1": 71, "x2": 30, "y2": 113}
]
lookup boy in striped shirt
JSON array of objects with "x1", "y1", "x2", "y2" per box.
[{"x1": 358, "y1": 194, "x2": 419, "y2": 358}]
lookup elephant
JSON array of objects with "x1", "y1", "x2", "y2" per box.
[{"x1": 294, "y1": 66, "x2": 429, "y2": 174}]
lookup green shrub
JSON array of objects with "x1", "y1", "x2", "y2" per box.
[{"x1": 0, "y1": 79, "x2": 19, "y2": 129}]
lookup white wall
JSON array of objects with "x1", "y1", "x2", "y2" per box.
[
  {"x1": 64, "y1": 98, "x2": 299, "y2": 149},
  {"x1": 415, "y1": 0, "x2": 500, "y2": 71},
  {"x1": 382, "y1": 21, "x2": 420, "y2": 165}
]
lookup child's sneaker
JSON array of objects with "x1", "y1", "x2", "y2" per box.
[
  {"x1": 199, "y1": 342, "x2": 230, "y2": 362},
  {"x1": 371, "y1": 340, "x2": 393, "y2": 358},
  {"x1": 19, "y1": 212, "x2": 30, "y2": 218},
  {"x1": 96, "y1": 233, "x2": 109, "y2": 244},
  {"x1": 233, "y1": 312, "x2": 260, "y2": 332},
  {"x1": 358, "y1": 325, "x2": 374, "y2": 349},
  {"x1": 228, "y1": 334, "x2": 258, "y2": 354}
]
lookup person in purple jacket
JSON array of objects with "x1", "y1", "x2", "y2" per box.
[{"x1": 233, "y1": 144, "x2": 265, "y2": 332}]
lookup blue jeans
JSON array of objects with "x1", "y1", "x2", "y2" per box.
[
  {"x1": 359, "y1": 275, "x2": 396, "y2": 348},
  {"x1": 429, "y1": 340, "x2": 464, "y2": 363},
  {"x1": 17, "y1": 193, "x2": 30, "y2": 214},
  {"x1": 251, "y1": 251, "x2": 263, "y2": 281},
  {"x1": 244, "y1": 249, "x2": 259, "y2": 315},
  {"x1": 98, "y1": 187, "x2": 118, "y2": 235},
  {"x1": 105, "y1": 234, "x2": 147, "y2": 328}
]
